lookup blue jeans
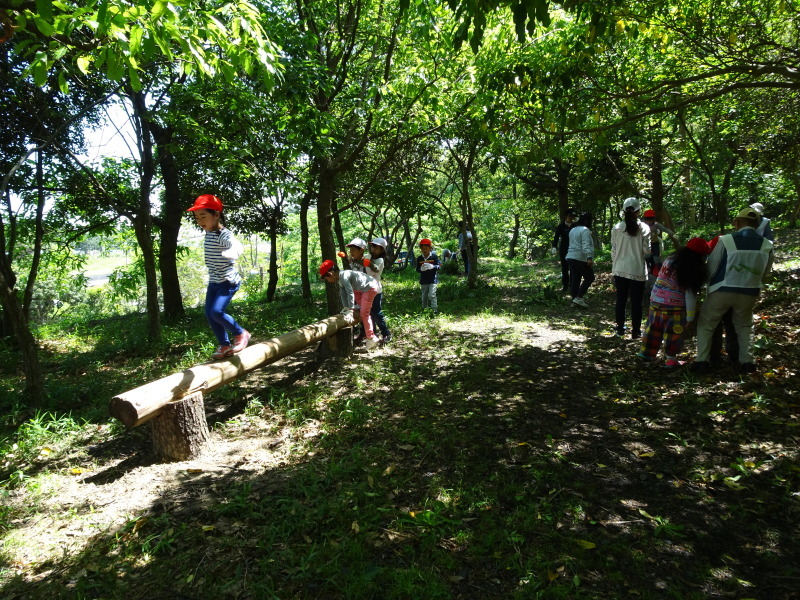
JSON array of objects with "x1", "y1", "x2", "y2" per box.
[{"x1": 205, "y1": 281, "x2": 244, "y2": 345}]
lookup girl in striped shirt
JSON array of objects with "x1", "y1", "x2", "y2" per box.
[{"x1": 187, "y1": 194, "x2": 251, "y2": 360}]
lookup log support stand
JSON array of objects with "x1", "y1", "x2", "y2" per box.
[{"x1": 150, "y1": 391, "x2": 210, "y2": 462}]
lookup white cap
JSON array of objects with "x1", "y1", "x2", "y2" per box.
[
  {"x1": 370, "y1": 237, "x2": 387, "y2": 248},
  {"x1": 622, "y1": 197, "x2": 641, "y2": 212},
  {"x1": 345, "y1": 237, "x2": 368, "y2": 250},
  {"x1": 749, "y1": 202, "x2": 764, "y2": 215}
]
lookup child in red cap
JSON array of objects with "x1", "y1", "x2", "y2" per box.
[
  {"x1": 187, "y1": 194, "x2": 251, "y2": 359},
  {"x1": 638, "y1": 238, "x2": 710, "y2": 368},
  {"x1": 320, "y1": 260, "x2": 382, "y2": 350},
  {"x1": 415, "y1": 239, "x2": 440, "y2": 313}
]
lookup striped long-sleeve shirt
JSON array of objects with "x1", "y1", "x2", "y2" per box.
[{"x1": 204, "y1": 228, "x2": 242, "y2": 285}]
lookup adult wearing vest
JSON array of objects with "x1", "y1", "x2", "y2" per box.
[{"x1": 691, "y1": 207, "x2": 773, "y2": 374}]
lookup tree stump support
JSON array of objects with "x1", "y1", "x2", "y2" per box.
[{"x1": 150, "y1": 391, "x2": 210, "y2": 462}]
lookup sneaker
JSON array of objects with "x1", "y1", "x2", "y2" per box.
[
  {"x1": 738, "y1": 362, "x2": 757, "y2": 374},
  {"x1": 665, "y1": 359, "x2": 685, "y2": 369},
  {"x1": 689, "y1": 361, "x2": 710, "y2": 374},
  {"x1": 572, "y1": 297, "x2": 588, "y2": 307},
  {"x1": 631, "y1": 331, "x2": 642, "y2": 340},
  {"x1": 380, "y1": 333, "x2": 392, "y2": 344},
  {"x1": 636, "y1": 352, "x2": 654, "y2": 362},
  {"x1": 212, "y1": 345, "x2": 234, "y2": 359},
  {"x1": 232, "y1": 329, "x2": 251, "y2": 353},
  {"x1": 364, "y1": 337, "x2": 379, "y2": 350}
]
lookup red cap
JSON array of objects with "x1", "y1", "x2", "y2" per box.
[
  {"x1": 686, "y1": 237, "x2": 710, "y2": 255},
  {"x1": 419, "y1": 238, "x2": 432, "y2": 246},
  {"x1": 319, "y1": 259, "x2": 335, "y2": 277},
  {"x1": 187, "y1": 194, "x2": 223, "y2": 212},
  {"x1": 642, "y1": 209, "x2": 656, "y2": 218}
]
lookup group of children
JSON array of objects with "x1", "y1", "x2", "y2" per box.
[
  {"x1": 188, "y1": 190, "x2": 444, "y2": 358},
  {"x1": 188, "y1": 190, "x2": 772, "y2": 370},
  {"x1": 558, "y1": 196, "x2": 774, "y2": 370}
]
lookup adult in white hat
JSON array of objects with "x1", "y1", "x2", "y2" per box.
[{"x1": 610, "y1": 197, "x2": 652, "y2": 338}]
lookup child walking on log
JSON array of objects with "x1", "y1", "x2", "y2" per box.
[
  {"x1": 637, "y1": 237, "x2": 710, "y2": 368},
  {"x1": 319, "y1": 259, "x2": 381, "y2": 350},
  {"x1": 187, "y1": 194, "x2": 251, "y2": 360}
]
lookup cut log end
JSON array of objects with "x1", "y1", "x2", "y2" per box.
[{"x1": 150, "y1": 392, "x2": 210, "y2": 462}]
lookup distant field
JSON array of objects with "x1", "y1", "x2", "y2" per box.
[{"x1": 83, "y1": 254, "x2": 130, "y2": 277}]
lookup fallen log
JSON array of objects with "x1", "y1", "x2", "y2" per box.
[{"x1": 109, "y1": 312, "x2": 355, "y2": 429}]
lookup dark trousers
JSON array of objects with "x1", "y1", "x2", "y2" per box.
[
  {"x1": 370, "y1": 292, "x2": 390, "y2": 338},
  {"x1": 559, "y1": 254, "x2": 570, "y2": 289},
  {"x1": 567, "y1": 259, "x2": 595, "y2": 298},
  {"x1": 710, "y1": 308, "x2": 738, "y2": 363},
  {"x1": 460, "y1": 248, "x2": 470, "y2": 275},
  {"x1": 614, "y1": 276, "x2": 645, "y2": 336}
]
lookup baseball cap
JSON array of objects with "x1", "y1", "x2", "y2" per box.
[
  {"x1": 346, "y1": 238, "x2": 368, "y2": 250},
  {"x1": 187, "y1": 194, "x2": 223, "y2": 212},
  {"x1": 319, "y1": 259, "x2": 335, "y2": 278},
  {"x1": 735, "y1": 207, "x2": 759, "y2": 221},
  {"x1": 622, "y1": 197, "x2": 641, "y2": 212},
  {"x1": 686, "y1": 237, "x2": 710, "y2": 256}
]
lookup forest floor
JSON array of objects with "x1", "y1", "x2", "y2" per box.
[{"x1": 1, "y1": 232, "x2": 799, "y2": 599}]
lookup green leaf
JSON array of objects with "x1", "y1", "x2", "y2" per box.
[
  {"x1": 107, "y1": 51, "x2": 124, "y2": 81},
  {"x1": 96, "y1": 0, "x2": 108, "y2": 36},
  {"x1": 152, "y1": 1, "x2": 168, "y2": 20},
  {"x1": 35, "y1": 0, "x2": 54, "y2": 21},
  {"x1": 33, "y1": 59, "x2": 48, "y2": 87},
  {"x1": 76, "y1": 55, "x2": 91, "y2": 74},
  {"x1": 33, "y1": 16, "x2": 55, "y2": 37},
  {"x1": 128, "y1": 60, "x2": 142, "y2": 91},
  {"x1": 58, "y1": 70, "x2": 69, "y2": 94}
]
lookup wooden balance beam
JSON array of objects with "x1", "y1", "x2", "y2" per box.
[{"x1": 109, "y1": 312, "x2": 356, "y2": 430}]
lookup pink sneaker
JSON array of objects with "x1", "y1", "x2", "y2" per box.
[
  {"x1": 232, "y1": 329, "x2": 251, "y2": 353},
  {"x1": 665, "y1": 359, "x2": 685, "y2": 369},
  {"x1": 212, "y1": 345, "x2": 234, "y2": 359}
]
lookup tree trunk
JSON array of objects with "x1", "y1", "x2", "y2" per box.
[
  {"x1": 650, "y1": 136, "x2": 671, "y2": 229},
  {"x1": 267, "y1": 217, "x2": 279, "y2": 302},
  {"x1": 154, "y1": 131, "x2": 185, "y2": 320},
  {"x1": 508, "y1": 212, "x2": 520, "y2": 259},
  {"x1": 131, "y1": 90, "x2": 161, "y2": 342},
  {"x1": 150, "y1": 392, "x2": 210, "y2": 462},
  {"x1": 317, "y1": 167, "x2": 342, "y2": 314},
  {"x1": 0, "y1": 273, "x2": 44, "y2": 406},
  {"x1": 22, "y1": 149, "x2": 46, "y2": 321},
  {"x1": 789, "y1": 172, "x2": 800, "y2": 228},
  {"x1": 299, "y1": 191, "x2": 312, "y2": 300}
]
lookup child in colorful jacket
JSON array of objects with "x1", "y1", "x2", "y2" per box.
[{"x1": 637, "y1": 237, "x2": 710, "y2": 368}]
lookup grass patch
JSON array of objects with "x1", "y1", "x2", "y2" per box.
[{"x1": 2, "y1": 246, "x2": 800, "y2": 598}]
